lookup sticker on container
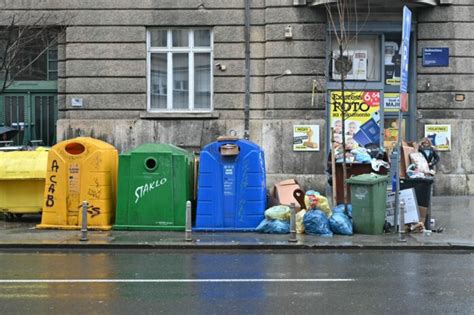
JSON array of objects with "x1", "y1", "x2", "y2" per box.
[
  {"x1": 68, "y1": 164, "x2": 80, "y2": 194},
  {"x1": 223, "y1": 165, "x2": 235, "y2": 196},
  {"x1": 354, "y1": 187, "x2": 368, "y2": 200}
]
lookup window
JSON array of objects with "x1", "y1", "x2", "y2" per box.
[
  {"x1": 0, "y1": 28, "x2": 58, "y2": 82},
  {"x1": 47, "y1": 48, "x2": 58, "y2": 80},
  {"x1": 147, "y1": 29, "x2": 213, "y2": 111},
  {"x1": 330, "y1": 34, "x2": 381, "y2": 82}
]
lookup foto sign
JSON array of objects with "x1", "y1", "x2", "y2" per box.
[
  {"x1": 400, "y1": 6, "x2": 412, "y2": 99},
  {"x1": 423, "y1": 47, "x2": 449, "y2": 67}
]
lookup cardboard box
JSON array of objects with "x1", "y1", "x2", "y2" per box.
[
  {"x1": 418, "y1": 206, "x2": 427, "y2": 224},
  {"x1": 273, "y1": 179, "x2": 301, "y2": 206},
  {"x1": 401, "y1": 141, "x2": 417, "y2": 179}
]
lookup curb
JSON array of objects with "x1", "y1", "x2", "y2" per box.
[{"x1": 0, "y1": 242, "x2": 471, "y2": 251}]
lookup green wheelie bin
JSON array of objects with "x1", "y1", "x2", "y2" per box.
[
  {"x1": 346, "y1": 173, "x2": 388, "y2": 235},
  {"x1": 113, "y1": 143, "x2": 194, "y2": 231}
]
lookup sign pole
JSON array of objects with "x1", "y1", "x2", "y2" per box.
[{"x1": 396, "y1": 6, "x2": 412, "y2": 237}]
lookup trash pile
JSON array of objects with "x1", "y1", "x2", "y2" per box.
[
  {"x1": 333, "y1": 143, "x2": 386, "y2": 165},
  {"x1": 401, "y1": 138, "x2": 438, "y2": 179},
  {"x1": 257, "y1": 180, "x2": 353, "y2": 236}
]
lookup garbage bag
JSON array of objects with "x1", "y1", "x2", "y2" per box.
[
  {"x1": 265, "y1": 205, "x2": 291, "y2": 221},
  {"x1": 303, "y1": 209, "x2": 333, "y2": 237},
  {"x1": 296, "y1": 209, "x2": 306, "y2": 234},
  {"x1": 329, "y1": 212, "x2": 353, "y2": 235},
  {"x1": 304, "y1": 190, "x2": 332, "y2": 217},
  {"x1": 333, "y1": 204, "x2": 352, "y2": 219},
  {"x1": 255, "y1": 219, "x2": 290, "y2": 234},
  {"x1": 351, "y1": 147, "x2": 372, "y2": 163}
]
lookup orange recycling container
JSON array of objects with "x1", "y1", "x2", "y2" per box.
[{"x1": 37, "y1": 137, "x2": 118, "y2": 230}]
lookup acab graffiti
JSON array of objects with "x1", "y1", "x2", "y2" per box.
[
  {"x1": 45, "y1": 160, "x2": 59, "y2": 207},
  {"x1": 134, "y1": 178, "x2": 167, "y2": 204}
]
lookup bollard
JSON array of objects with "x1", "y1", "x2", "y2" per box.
[
  {"x1": 185, "y1": 201, "x2": 192, "y2": 242},
  {"x1": 288, "y1": 203, "x2": 297, "y2": 243},
  {"x1": 398, "y1": 200, "x2": 406, "y2": 242},
  {"x1": 80, "y1": 201, "x2": 88, "y2": 242}
]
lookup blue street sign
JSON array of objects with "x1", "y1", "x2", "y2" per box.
[
  {"x1": 423, "y1": 47, "x2": 450, "y2": 67},
  {"x1": 400, "y1": 6, "x2": 412, "y2": 94}
]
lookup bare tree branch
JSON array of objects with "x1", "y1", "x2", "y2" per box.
[
  {"x1": 0, "y1": 12, "x2": 71, "y2": 94},
  {"x1": 324, "y1": 0, "x2": 373, "y2": 213}
]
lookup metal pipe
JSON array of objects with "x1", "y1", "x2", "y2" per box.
[
  {"x1": 394, "y1": 106, "x2": 403, "y2": 232},
  {"x1": 288, "y1": 203, "x2": 297, "y2": 243},
  {"x1": 243, "y1": 0, "x2": 251, "y2": 139},
  {"x1": 80, "y1": 201, "x2": 88, "y2": 242},
  {"x1": 398, "y1": 200, "x2": 406, "y2": 242},
  {"x1": 185, "y1": 201, "x2": 192, "y2": 242}
]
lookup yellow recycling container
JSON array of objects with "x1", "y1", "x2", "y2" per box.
[
  {"x1": 0, "y1": 148, "x2": 49, "y2": 216},
  {"x1": 37, "y1": 137, "x2": 118, "y2": 230}
]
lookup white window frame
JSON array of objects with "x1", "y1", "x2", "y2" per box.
[{"x1": 147, "y1": 28, "x2": 214, "y2": 112}]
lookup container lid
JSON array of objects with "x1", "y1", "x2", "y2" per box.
[
  {"x1": 346, "y1": 173, "x2": 388, "y2": 185},
  {"x1": 123, "y1": 143, "x2": 193, "y2": 157},
  {"x1": 0, "y1": 150, "x2": 48, "y2": 180},
  {"x1": 400, "y1": 177, "x2": 434, "y2": 183}
]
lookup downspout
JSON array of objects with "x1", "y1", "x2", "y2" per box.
[{"x1": 243, "y1": 0, "x2": 251, "y2": 140}]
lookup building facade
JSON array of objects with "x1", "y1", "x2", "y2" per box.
[{"x1": 0, "y1": 0, "x2": 472, "y2": 194}]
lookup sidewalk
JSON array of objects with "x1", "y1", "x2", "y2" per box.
[{"x1": 0, "y1": 196, "x2": 472, "y2": 250}]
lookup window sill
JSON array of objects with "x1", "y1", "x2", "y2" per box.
[{"x1": 140, "y1": 111, "x2": 219, "y2": 120}]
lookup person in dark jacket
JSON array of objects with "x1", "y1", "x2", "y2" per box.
[{"x1": 419, "y1": 137, "x2": 440, "y2": 170}]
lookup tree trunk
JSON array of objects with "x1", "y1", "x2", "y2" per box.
[{"x1": 339, "y1": 44, "x2": 349, "y2": 216}]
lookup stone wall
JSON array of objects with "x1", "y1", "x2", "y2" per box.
[
  {"x1": 417, "y1": 0, "x2": 474, "y2": 194},
  {"x1": 0, "y1": 0, "x2": 473, "y2": 194}
]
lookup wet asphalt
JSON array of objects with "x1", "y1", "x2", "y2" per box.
[{"x1": 0, "y1": 250, "x2": 473, "y2": 314}]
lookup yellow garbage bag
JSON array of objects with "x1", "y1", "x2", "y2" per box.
[
  {"x1": 296, "y1": 209, "x2": 306, "y2": 234},
  {"x1": 304, "y1": 190, "x2": 332, "y2": 217},
  {"x1": 264, "y1": 205, "x2": 291, "y2": 221}
]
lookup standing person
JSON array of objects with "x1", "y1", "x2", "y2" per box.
[{"x1": 419, "y1": 137, "x2": 439, "y2": 170}]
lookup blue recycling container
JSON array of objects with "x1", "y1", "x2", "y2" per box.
[{"x1": 195, "y1": 138, "x2": 266, "y2": 231}]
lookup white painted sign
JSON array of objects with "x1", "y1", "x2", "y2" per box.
[
  {"x1": 134, "y1": 178, "x2": 167, "y2": 204},
  {"x1": 71, "y1": 98, "x2": 83, "y2": 107}
]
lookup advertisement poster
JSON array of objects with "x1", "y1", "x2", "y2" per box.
[
  {"x1": 424, "y1": 124, "x2": 451, "y2": 151},
  {"x1": 384, "y1": 41, "x2": 401, "y2": 86},
  {"x1": 384, "y1": 93, "x2": 402, "y2": 112},
  {"x1": 384, "y1": 93, "x2": 410, "y2": 112},
  {"x1": 293, "y1": 125, "x2": 320, "y2": 151},
  {"x1": 384, "y1": 118, "x2": 406, "y2": 149},
  {"x1": 330, "y1": 91, "x2": 381, "y2": 149}
]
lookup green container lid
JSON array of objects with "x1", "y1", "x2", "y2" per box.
[
  {"x1": 346, "y1": 173, "x2": 388, "y2": 185},
  {"x1": 114, "y1": 143, "x2": 195, "y2": 231}
]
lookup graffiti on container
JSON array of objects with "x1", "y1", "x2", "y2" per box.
[
  {"x1": 91, "y1": 155, "x2": 103, "y2": 170},
  {"x1": 88, "y1": 178, "x2": 102, "y2": 199},
  {"x1": 46, "y1": 160, "x2": 59, "y2": 207},
  {"x1": 134, "y1": 177, "x2": 168, "y2": 204},
  {"x1": 88, "y1": 188, "x2": 102, "y2": 199},
  {"x1": 78, "y1": 203, "x2": 101, "y2": 218}
]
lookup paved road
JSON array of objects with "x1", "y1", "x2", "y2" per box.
[{"x1": 0, "y1": 250, "x2": 472, "y2": 314}]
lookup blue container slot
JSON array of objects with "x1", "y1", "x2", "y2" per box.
[{"x1": 195, "y1": 139, "x2": 266, "y2": 231}]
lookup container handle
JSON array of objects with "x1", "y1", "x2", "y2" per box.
[{"x1": 220, "y1": 144, "x2": 240, "y2": 156}]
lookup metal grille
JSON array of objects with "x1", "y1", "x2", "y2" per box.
[
  {"x1": 34, "y1": 95, "x2": 56, "y2": 146},
  {"x1": 3, "y1": 96, "x2": 26, "y2": 145}
]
